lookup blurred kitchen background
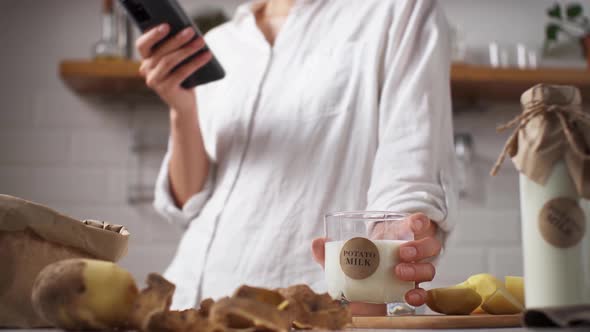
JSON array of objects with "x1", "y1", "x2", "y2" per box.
[{"x1": 1, "y1": 0, "x2": 590, "y2": 289}]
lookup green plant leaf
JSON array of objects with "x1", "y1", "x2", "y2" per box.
[
  {"x1": 546, "y1": 23, "x2": 562, "y2": 41},
  {"x1": 548, "y1": 3, "x2": 563, "y2": 19},
  {"x1": 566, "y1": 3, "x2": 583, "y2": 19}
]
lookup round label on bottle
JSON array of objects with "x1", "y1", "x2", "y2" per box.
[
  {"x1": 339, "y1": 237, "x2": 380, "y2": 280},
  {"x1": 538, "y1": 198, "x2": 586, "y2": 248}
]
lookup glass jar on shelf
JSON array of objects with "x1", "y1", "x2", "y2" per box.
[
  {"x1": 93, "y1": 0, "x2": 125, "y2": 61},
  {"x1": 488, "y1": 42, "x2": 539, "y2": 69}
]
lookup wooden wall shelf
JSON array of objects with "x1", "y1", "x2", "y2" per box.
[
  {"x1": 60, "y1": 60, "x2": 590, "y2": 103},
  {"x1": 60, "y1": 60, "x2": 151, "y2": 97},
  {"x1": 451, "y1": 64, "x2": 590, "y2": 102}
]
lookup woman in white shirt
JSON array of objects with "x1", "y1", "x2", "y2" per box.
[{"x1": 137, "y1": 0, "x2": 456, "y2": 314}]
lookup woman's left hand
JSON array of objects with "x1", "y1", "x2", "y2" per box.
[{"x1": 311, "y1": 213, "x2": 442, "y2": 314}]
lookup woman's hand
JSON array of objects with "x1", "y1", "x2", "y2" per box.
[
  {"x1": 311, "y1": 213, "x2": 442, "y2": 315},
  {"x1": 135, "y1": 24, "x2": 213, "y2": 114},
  {"x1": 391, "y1": 213, "x2": 441, "y2": 305}
]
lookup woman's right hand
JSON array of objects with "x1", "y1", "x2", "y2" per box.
[{"x1": 136, "y1": 24, "x2": 213, "y2": 114}]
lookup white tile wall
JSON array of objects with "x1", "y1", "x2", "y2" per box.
[
  {"x1": 0, "y1": 0, "x2": 180, "y2": 284},
  {"x1": 434, "y1": 106, "x2": 525, "y2": 287},
  {"x1": 70, "y1": 131, "x2": 131, "y2": 167},
  {"x1": 0, "y1": 0, "x2": 586, "y2": 293},
  {"x1": 0, "y1": 131, "x2": 71, "y2": 165}
]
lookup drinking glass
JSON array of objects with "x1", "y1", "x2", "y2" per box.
[{"x1": 324, "y1": 211, "x2": 415, "y2": 315}]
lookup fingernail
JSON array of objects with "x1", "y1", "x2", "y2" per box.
[
  {"x1": 414, "y1": 218, "x2": 424, "y2": 231},
  {"x1": 158, "y1": 24, "x2": 168, "y2": 33},
  {"x1": 399, "y1": 265, "x2": 415, "y2": 279},
  {"x1": 401, "y1": 246, "x2": 417, "y2": 259},
  {"x1": 408, "y1": 293, "x2": 421, "y2": 304},
  {"x1": 182, "y1": 28, "x2": 193, "y2": 36}
]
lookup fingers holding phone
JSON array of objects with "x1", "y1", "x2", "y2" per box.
[
  {"x1": 142, "y1": 31, "x2": 206, "y2": 85},
  {"x1": 135, "y1": 24, "x2": 170, "y2": 58},
  {"x1": 136, "y1": 24, "x2": 212, "y2": 114}
]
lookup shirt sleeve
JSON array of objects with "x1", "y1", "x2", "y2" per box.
[
  {"x1": 366, "y1": 0, "x2": 458, "y2": 235},
  {"x1": 153, "y1": 139, "x2": 215, "y2": 228}
]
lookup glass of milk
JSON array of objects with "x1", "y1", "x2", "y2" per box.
[{"x1": 324, "y1": 211, "x2": 415, "y2": 315}]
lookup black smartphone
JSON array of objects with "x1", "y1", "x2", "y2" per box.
[{"x1": 119, "y1": 0, "x2": 226, "y2": 89}]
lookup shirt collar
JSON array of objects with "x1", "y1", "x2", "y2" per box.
[{"x1": 233, "y1": 0, "x2": 317, "y2": 22}]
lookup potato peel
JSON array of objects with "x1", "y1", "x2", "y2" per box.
[
  {"x1": 278, "y1": 285, "x2": 351, "y2": 330},
  {"x1": 147, "y1": 309, "x2": 224, "y2": 332},
  {"x1": 233, "y1": 285, "x2": 286, "y2": 307},
  {"x1": 132, "y1": 277, "x2": 350, "y2": 332},
  {"x1": 209, "y1": 297, "x2": 291, "y2": 332},
  {"x1": 198, "y1": 298, "x2": 215, "y2": 318},
  {"x1": 130, "y1": 273, "x2": 175, "y2": 331}
]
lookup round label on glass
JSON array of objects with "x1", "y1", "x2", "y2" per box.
[
  {"x1": 339, "y1": 237, "x2": 380, "y2": 280},
  {"x1": 538, "y1": 198, "x2": 586, "y2": 248}
]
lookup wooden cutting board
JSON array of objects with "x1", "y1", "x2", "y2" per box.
[{"x1": 352, "y1": 314, "x2": 522, "y2": 329}]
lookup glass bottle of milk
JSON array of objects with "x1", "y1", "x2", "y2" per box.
[{"x1": 491, "y1": 84, "x2": 590, "y2": 309}]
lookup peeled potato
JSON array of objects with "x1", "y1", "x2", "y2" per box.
[
  {"x1": 426, "y1": 286, "x2": 482, "y2": 315},
  {"x1": 481, "y1": 287, "x2": 524, "y2": 315},
  {"x1": 427, "y1": 273, "x2": 526, "y2": 316},
  {"x1": 504, "y1": 276, "x2": 525, "y2": 306},
  {"x1": 465, "y1": 274, "x2": 503, "y2": 301},
  {"x1": 463, "y1": 273, "x2": 504, "y2": 313},
  {"x1": 471, "y1": 307, "x2": 486, "y2": 314},
  {"x1": 31, "y1": 258, "x2": 138, "y2": 330}
]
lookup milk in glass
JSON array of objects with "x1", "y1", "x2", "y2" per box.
[{"x1": 325, "y1": 239, "x2": 414, "y2": 303}]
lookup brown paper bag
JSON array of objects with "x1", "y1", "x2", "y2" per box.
[{"x1": 0, "y1": 195, "x2": 130, "y2": 328}]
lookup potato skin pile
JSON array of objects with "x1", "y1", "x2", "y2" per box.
[{"x1": 30, "y1": 260, "x2": 350, "y2": 332}]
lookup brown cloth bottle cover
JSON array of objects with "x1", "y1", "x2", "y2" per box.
[
  {"x1": 524, "y1": 306, "x2": 590, "y2": 327},
  {"x1": 490, "y1": 84, "x2": 590, "y2": 199}
]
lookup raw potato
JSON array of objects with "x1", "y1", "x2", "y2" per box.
[
  {"x1": 466, "y1": 274, "x2": 523, "y2": 314},
  {"x1": 481, "y1": 287, "x2": 524, "y2": 315},
  {"x1": 426, "y1": 273, "x2": 526, "y2": 316},
  {"x1": 505, "y1": 276, "x2": 525, "y2": 306},
  {"x1": 426, "y1": 286, "x2": 482, "y2": 315},
  {"x1": 462, "y1": 273, "x2": 503, "y2": 313},
  {"x1": 471, "y1": 307, "x2": 486, "y2": 314},
  {"x1": 465, "y1": 274, "x2": 503, "y2": 301},
  {"x1": 31, "y1": 259, "x2": 138, "y2": 330}
]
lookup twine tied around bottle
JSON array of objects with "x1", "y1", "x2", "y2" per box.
[{"x1": 490, "y1": 101, "x2": 590, "y2": 177}]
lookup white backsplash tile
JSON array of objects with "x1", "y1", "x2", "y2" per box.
[
  {"x1": 70, "y1": 131, "x2": 132, "y2": 167},
  {"x1": 489, "y1": 247, "x2": 524, "y2": 278},
  {"x1": 0, "y1": 131, "x2": 71, "y2": 165}
]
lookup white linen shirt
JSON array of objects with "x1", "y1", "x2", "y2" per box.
[{"x1": 154, "y1": 0, "x2": 457, "y2": 310}]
